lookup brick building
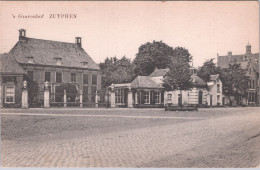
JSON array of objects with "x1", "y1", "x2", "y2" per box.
[
  {"x1": 217, "y1": 43, "x2": 259, "y2": 105},
  {"x1": 1, "y1": 29, "x2": 101, "y2": 107}
]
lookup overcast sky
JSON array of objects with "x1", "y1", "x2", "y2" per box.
[{"x1": 0, "y1": 1, "x2": 259, "y2": 67}]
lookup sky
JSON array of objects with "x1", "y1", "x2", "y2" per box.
[{"x1": 0, "y1": 1, "x2": 259, "y2": 67}]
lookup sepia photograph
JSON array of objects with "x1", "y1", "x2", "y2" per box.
[{"x1": 0, "y1": 1, "x2": 259, "y2": 168}]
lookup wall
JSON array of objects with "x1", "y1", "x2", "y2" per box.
[
  {"x1": 1, "y1": 75, "x2": 23, "y2": 107},
  {"x1": 22, "y1": 64, "x2": 101, "y2": 103},
  {"x1": 164, "y1": 88, "x2": 208, "y2": 106},
  {"x1": 208, "y1": 78, "x2": 222, "y2": 106}
]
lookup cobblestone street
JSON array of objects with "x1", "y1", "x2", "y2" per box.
[{"x1": 1, "y1": 107, "x2": 260, "y2": 167}]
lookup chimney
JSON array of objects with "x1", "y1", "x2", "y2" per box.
[
  {"x1": 227, "y1": 51, "x2": 232, "y2": 56},
  {"x1": 19, "y1": 29, "x2": 26, "y2": 40},
  {"x1": 75, "y1": 37, "x2": 82, "y2": 47},
  {"x1": 246, "y1": 42, "x2": 251, "y2": 54}
]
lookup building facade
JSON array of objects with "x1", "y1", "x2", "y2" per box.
[
  {"x1": 0, "y1": 29, "x2": 101, "y2": 108},
  {"x1": 217, "y1": 43, "x2": 259, "y2": 105},
  {"x1": 108, "y1": 67, "x2": 223, "y2": 108},
  {"x1": 0, "y1": 53, "x2": 26, "y2": 108}
]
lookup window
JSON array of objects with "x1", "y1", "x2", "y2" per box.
[
  {"x1": 71, "y1": 73, "x2": 76, "y2": 82},
  {"x1": 27, "y1": 71, "x2": 33, "y2": 81},
  {"x1": 54, "y1": 58, "x2": 62, "y2": 65},
  {"x1": 56, "y1": 72, "x2": 62, "y2": 83},
  {"x1": 91, "y1": 86, "x2": 97, "y2": 102},
  {"x1": 115, "y1": 89, "x2": 125, "y2": 103},
  {"x1": 83, "y1": 86, "x2": 88, "y2": 102},
  {"x1": 167, "y1": 93, "x2": 172, "y2": 100},
  {"x1": 249, "y1": 68, "x2": 252, "y2": 75},
  {"x1": 217, "y1": 95, "x2": 220, "y2": 102},
  {"x1": 217, "y1": 84, "x2": 220, "y2": 93},
  {"x1": 144, "y1": 91, "x2": 150, "y2": 104},
  {"x1": 3, "y1": 76, "x2": 16, "y2": 83},
  {"x1": 54, "y1": 85, "x2": 63, "y2": 102},
  {"x1": 45, "y1": 72, "x2": 51, "y2": 82},
  {"x1": 249, "y1": 80, "x2": 251, "y2": 88},
  {"x1": 92, "y1": 75, "x2": 97, "y2": 85},
  {"x1": 83, "y1": 74, "x2": 88, "y2": 84},
  {"x1": 155, "y1": 92, "x2": 160, "y2": 104},
  {"x1": 253, "y1": 80, "x2": 255, "y2": 89},
  {"x1": 5, "y1": 86, "x2": 15, "y2": 103}
]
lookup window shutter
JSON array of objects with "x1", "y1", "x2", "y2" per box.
[
  {"x1": 137, "y1": 91, "x2": 140, "y2": 104},
  {"x1": 3, "y1": 77, "x2": 6, "y2": 83},
  {"x1": 161, "y1": 91, "x2": 164, "y2": 104},
  {"x1": 124, "y1": 89, "x2": 128, "y2": 104},
  {"x1": 141, "y1": 90, "x2": 145, "y2": 104},
  {"x1": 150, "y1": 90, "x2": 155, "y2": 105}
]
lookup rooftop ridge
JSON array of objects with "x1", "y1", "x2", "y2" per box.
[{"x1": 23, "y1": 37, "x2": 78, "y2": 45}]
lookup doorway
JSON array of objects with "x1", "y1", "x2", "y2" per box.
[
  {"x1": 178, "y1": 94, "x2": 182, "y2": 106},
  {"x1": 198, "y1": 91, "x2": 203, "y2": 105}
]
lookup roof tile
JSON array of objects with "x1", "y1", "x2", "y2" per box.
[{"x1": 9, "y1": 37, "x2": 100, "y2": 70}]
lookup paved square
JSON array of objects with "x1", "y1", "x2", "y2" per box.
[{"x1": 1, "y1": 107, "x2": 260, "y2": 167}]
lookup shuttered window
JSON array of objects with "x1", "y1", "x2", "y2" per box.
[
  {"x1": 144, "y1": 91, "x2": 150, "y2": 104},
  {"x1": 116, "y1": 89, "x2": 125, "y2": 103},
  {"x1": 155, "y1": 92, "x2": 160, "y2": 104},
  {"x1": 45, "y1": 72, "x2": 51, "y2": 82},
  {"x1": 71, "y1": 73, "x2": 76, "y2": 82},
  {"x1": 217, "y1": 84, "x2": 220, "y2": 93},
  {"x1": 83, "y1": 74, "x2": 88, "y2": 84},
  {"x1": 5, "y1": 86, "x2": 15, "y2": 103},
  {"x1": 92, "y1": 75, "x2": 97, "y2": 85},
  {"x1": 56, "y1": 72, "x2": 62, "y2": 83},
  {"x1": 27, "y1": 71, "x2": 34, "y2": 81}
]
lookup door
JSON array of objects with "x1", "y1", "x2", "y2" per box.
[
  {"x1": 210, "y1": 95, "x2": 213, "y2": 106},
  {"x1": 198, "y1": 91, "x2": 203, "y2": 105},
  {"x1": 178, "y1": 94, "x2": 182, "y2": 106}
]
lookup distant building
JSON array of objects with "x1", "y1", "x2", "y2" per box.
[
  {"x1": 0, "y1": 29, "x2": 101, "y2": 108},
  {"x1": 217, "y1": 43, "x2": 259, "y2": 105},
  {"x1": 108, "y1": 67, "x2": 223, "y2": 108},
  {"x1": 0, "y1": 53, "x2": 26, "y2": 107}
]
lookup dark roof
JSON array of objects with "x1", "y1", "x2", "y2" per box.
[
  {"x1": 191, "y1": 75, "x2": 207, "y2": 87},
  {"x1": 131, "y1": 76, "x2": 164, "y2": 89},
  {"x1": 149, "y1": 68, "x2": 169, "y2": 77},
  {"x1": 218, "y1": 53, "x2": 259, "y2": 68},
  {"x1": 0, "y1": 53, "x2": 26, "y2": 75},
  {"x1": 210, "y1": 74, "x2": 220, "y2": 81},
  {"x1": 9, "y1": 37, "x2": 100, "y2": 70}
]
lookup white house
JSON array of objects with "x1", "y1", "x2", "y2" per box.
[{"x1": 108, "y1": 67, "x2": 223, "y2": 108}]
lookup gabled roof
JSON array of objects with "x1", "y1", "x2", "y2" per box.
[
  {"x1": 209, "y1": 74, "x2": 220, "y2": 81},
  {"x1": 218, "y1": 53, "x2": 259, "y2": 69},
  {"x1": 149, "y1": 68, "x2": 169, "y2": 77},
  {"x1": 131, "y1": 76, "x2": 164, "y2": 89},
  {"x1": 9, "y1": 37, "x2": 100, "y2": 70},
  {"x1": 0, "y1": 53, "x2": 26, "y2": 75}
]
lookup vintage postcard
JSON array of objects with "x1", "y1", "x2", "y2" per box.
[{"x1": 0, "y1": 1, "x2": 259, "y2": 168}]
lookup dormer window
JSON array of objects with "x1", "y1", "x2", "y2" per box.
[
  {"x1": 54, "y1": 57, "x2": 62, "y2": 65},
  {"x1": 81, "y1": 61, "x2": 88, "y2": 67},
  {"x1": 26, "y1": 56, "x2": 34, "y2": 64}
]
